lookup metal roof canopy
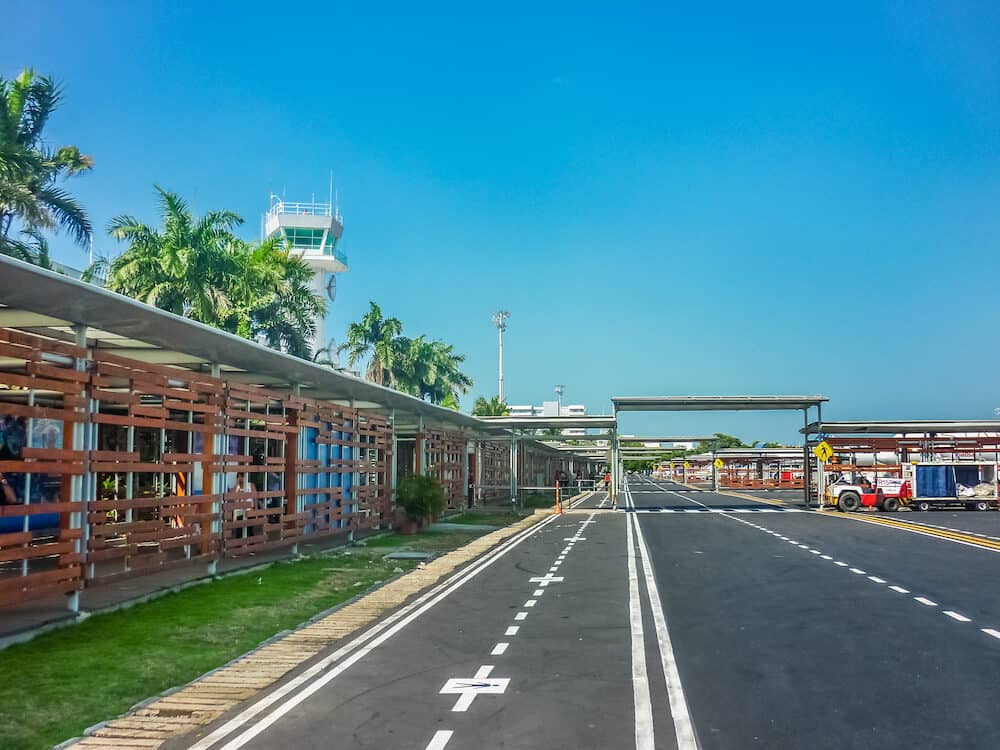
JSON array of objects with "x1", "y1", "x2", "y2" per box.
[
  {"x1": 478, "y1": 416, "x2": 618, "y2": 430},
  {"x1": 713, "y1": 448, "x2": 804, "y2": 459},
  {"x1": 803, "y1": 420, "x2": 1000, "y2": 436},
  {"x1": 0, "y1": 256, "x2": 592, "y2": 457},
  {"x1": 612, "y1": 395, "x2": 829, "y2": 412}
]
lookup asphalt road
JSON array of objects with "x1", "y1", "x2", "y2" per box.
[{"x1": 169, "y1": 481, "x2": 1000, "y2": 750}]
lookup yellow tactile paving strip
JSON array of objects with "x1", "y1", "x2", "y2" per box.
[{"x1": 67, "y1": 510, "x2": 554, "y2": 749}]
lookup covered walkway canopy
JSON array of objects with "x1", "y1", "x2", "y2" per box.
[
  {"x1": 610, "y1": 395, "x2": 828, "y2": 501},
  {"x1": 803, "y1": 420, "x2": 1000, "y2": 436}
]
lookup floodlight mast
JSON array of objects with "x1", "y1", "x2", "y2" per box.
[{"x1": 492, "y1": 310, "x2": 511, "y2": 401}]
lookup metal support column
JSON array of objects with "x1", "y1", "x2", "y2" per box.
[
  {"x1": 815, "y1": 403, "x2": 825, "y2": 509},
  {"x1": 802, "y1": 408, "x2": 811, "y2": 508},
  {"x1": 712, "y1": 450, "x2": 719, "y2": 492},
  {"x1": 510, "y1": 433, "x2": 519, "y2": 510},
  {"x1": 290, "y1": 383, "x2": 301, "y2": 556},
  {"x1": 69, "y1": 324, "x2": 89, "y2": 613},
  {"x1": 416, "y1": 416, "x2": 425, "y2": 475},
  {"x1": 208, "y1": 363, "x2": 222, "y2": 576}
]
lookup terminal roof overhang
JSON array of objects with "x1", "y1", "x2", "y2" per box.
[
  {"x1": 0, "y1": 256, "x2": 577, "y2": 446},
  {"x1": 612, "y1": 396, "x2": 829, "y2": 412},
  {"x1": 803, "y1": 420, "x2": 1000, "y2": 436}
]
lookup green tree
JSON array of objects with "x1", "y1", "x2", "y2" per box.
[
  {"x1": 338, "y1": 301, "x2": 402, "y2": 385},
  {"x1": 0, "y1": 69, "x2": 93, "y2": 263},
  {"x1": 391, "y1": 336, "x2": 473, "y2": 406},
  {"x1": 696, "y1": 433, "x2": 751, "y2": 452},
  {"x1": 472, "y1": 395, "x2": 509, "y2": 416},
  {"x1": 87, "y1": 187, "x2": 325, "y2": 357}
]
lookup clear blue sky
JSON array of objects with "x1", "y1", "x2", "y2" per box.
[{"x1": 5, "y1": 1, "x2": 1000, "y2": 442}]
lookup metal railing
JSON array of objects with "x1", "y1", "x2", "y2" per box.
[{"x1": 267, "y1": 200, "x2": 335, "y2": 219}]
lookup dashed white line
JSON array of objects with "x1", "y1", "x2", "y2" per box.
[
  {"x1": 849, "y1": 568, "x2": 866, "y2": 575},
  {"x1": 944, "y1": 611, "x2": 971, "y2": 622},
  {"x1": 525, "y1": 599, "x2": 536, "y2": 607},
  {"x1": 490, "y1": 642, "x2": 509, "y2": 655},
  {"x1": 834, "y1": 561, "x2": 848, "y2": 567},
  {"x1": 533, "y1": 589, "x2": 544, "y2": 597},
  {"x1": 982, "y1": 628, "x2": 1000, "y2": 640},
  {"x1": 514, "y1": 612, "x2": 527, "y2": 621},
  {"x1": 915, "y1": 597, "x2": 938, "y2": 607},
  {"x1": 820, "y1": 555, "x2": 832, "y2": 560},
  {"x1": 867, "y1": 576, "x2": 887, "y2": 584},
  {"x1": 425, "y1": 729, "x2": 454, "y2": 750},
  {"x1": 505, "y1": 626, "x2": 519, "y2": 636},
  {"x1": 889, "y1": 585, "x2": 910, "y2": 594}
]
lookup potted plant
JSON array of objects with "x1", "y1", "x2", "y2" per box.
[{"x1": 394, "y1": 475, "x2": 446, "y2": 534}]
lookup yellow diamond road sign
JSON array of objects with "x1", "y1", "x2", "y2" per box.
[
  {"x1": 813, "y1": 440, "x2": 834, "y2": 462},
  {"x1": 713, "y1": 458, "x2": 724, "y2": 469},
  {"x1": 683, "y1": 461, "x2": 691, "y2": 469}
]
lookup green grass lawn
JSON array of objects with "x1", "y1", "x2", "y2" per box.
[
  {"x1": 358, "y1": 530, "x2": 485, "y2": 552},
  {"x1": 520, "y1": 491, "x2": 558, "y2": 509},
  {"x1": 0, "y1": 551, "x2": 414, "y2": 750}
]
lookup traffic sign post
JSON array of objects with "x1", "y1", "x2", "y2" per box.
[{"x1": 813, "y1": 440, "x2": 834, "y2": 463}]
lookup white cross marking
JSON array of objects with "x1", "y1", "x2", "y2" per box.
[
  {"x1": 441, "y1": 665, "x2": 510, "y2": 711},
  {"x1": 530, "y1": 574, "x2": 564, "y2": 587}
]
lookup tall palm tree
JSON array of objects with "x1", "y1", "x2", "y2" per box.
[
  {"x1": 0, "y1": 69, "x2": 93, "y2": 261},
  {"x1": 91, "y1": 186, "x2": 241, "y2": 322},
  {"x1": 87, "y1": 186, "x2": 325, "y2": 358},
  {"x1": 338, "y1": 301, "x2": 402, "y2": 385},
  {"x1": 472, "y1": 395, "x2": 510, "y2": 416},
  {"x1": 391, "y1": 336, "x2": 472, "y2": 406}
]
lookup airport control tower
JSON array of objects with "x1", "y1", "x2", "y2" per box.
[{"x1": 264, "y1": 193, "x2": 346, "y2": 359}]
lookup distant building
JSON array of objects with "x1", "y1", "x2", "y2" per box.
[{"x1": 508, "y1": 401, "x2": 587, "y2": 435}]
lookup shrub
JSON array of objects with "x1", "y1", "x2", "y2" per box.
[{"x1": 396, "y1": 475, "x2": 446, "y2": 520}]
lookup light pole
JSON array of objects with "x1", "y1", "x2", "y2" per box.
[
  {"x1": 554, "y1": 384, "x2": 564, "y2": 417},
  {"x1": 492, "y1": 310, "x2": 510, "y2": 401}
]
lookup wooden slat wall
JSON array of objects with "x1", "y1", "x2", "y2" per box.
[
  {"x1": 477, "y1": 440, "x2": 510, "y2": 502},
  {"x1": 355, "y1": 411, "x2": 392, "y2": 527},
  {"x1": 87, "y1": 351, "x2": 223, "y2": 580},
  {"x1": 219, "y1": 385, "x2": 297, "y2": 556},
  {"x1": 0, "y1": 329, "x2": 87, "y2": 605},
  {"x1": 295, "y1": 401, "x2": 355, "y2": 538},
  {"x1": 0, "y1": 328, "x2": 404, "y2": 610},
  {"x1": 421, "y1": 430, "x2": 466, "y2": 509}
]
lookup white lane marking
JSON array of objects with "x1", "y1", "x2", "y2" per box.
[
  {"x1": 529, "y1": 573, "x2": 564, "y2": 587},
  {"x1": 425, "y1": 730, "x2": 454, "y2": 750},
  {"x1": 868, "y1": 576, "x2": 887, "y2": 584},
  {"x1": 630, "y1": 503, "x2": 699, "y2": 750},
  {"x1": 849, "y1": 568, "x2": 866, "y2": 575},
  {"x1": 491, "y1": 642, "x2": 509, "y2": 655},
  {"x1": 944, "y1": 611, "x2": 971, "y2": 622},
  {"x1": 514, "y1": 612, "x2": 528, "y2": 621},
  {"x1": 889, "y1": 585, "x2": 910, "y2": 594},
  {"x1": 505, "y1": 626, "x2": 519, "y2": 636},
  {"x1": 191, "y1": 513, "x2": 560, "y2": 750},
  {"x1": 915, "y1": 597, "x2": 938, "y2": 607},
  {"x1": 834, "y1": 561, "x2": 848, "y2": 567},
  {"x1": 442, "y1": 665, "x2": 509, "y2": 712},
  {"x1": 549, "y1": 566, "x2": 559, "y2": 572},
  {"x1": 982, "y1": 628, "x2": 1000, "y2": 639},
  {"x1": 820, "y1": 555, "x2": 833, "y2": 560},
  {"x1": 625, "y1": 507, "x2": 655, "y2": 750},
  {"x1": 533, "y1": 589, "x2": 544, "y2": 597},
  {"x1": 809, "y1": 550, "x2": 821, "y2": 555},
  {"x1": 525, "y1": 599, "x2": 536, "y2": 607}
]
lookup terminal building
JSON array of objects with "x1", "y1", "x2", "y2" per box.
[{"x1": 508, "y1": 402, "x2": 588, "y2": 435}]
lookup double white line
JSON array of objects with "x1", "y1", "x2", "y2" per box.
[
  {"x1": 188, "y1": 513, "x2": 561, "y2": 750},
  {"x1": 624, "y1": 483, "x2": 699, "y2": 750}
]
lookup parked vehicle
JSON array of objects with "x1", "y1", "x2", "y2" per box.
[
  {"x1": 826, "y1": 472, "x2": 909, "y2": 512},
  {"x1": 900, "y1": 462, "x2": 998, "y2": 512}
]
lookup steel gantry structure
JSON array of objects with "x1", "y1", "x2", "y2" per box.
[{"x1": 610, "y1": 396, "x2": 829, "y2": 503}]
